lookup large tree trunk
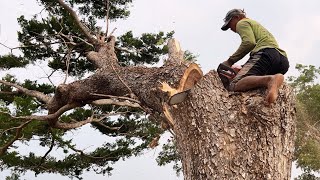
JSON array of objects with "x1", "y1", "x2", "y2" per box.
[
  {"x1": 170, "y1": 71, "x2": 296, "y2": 179},
  {"x1": 47, "y1": 38, "x2": 296, "y2": 179}
]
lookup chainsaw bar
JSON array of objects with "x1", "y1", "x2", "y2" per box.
[{"x1": 168, "y1": 89, "x2": 191, "y2": 105}]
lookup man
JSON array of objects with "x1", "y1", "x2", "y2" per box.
[{"x1": 221, "y1": 9, "x2": 289, "y2": 104}]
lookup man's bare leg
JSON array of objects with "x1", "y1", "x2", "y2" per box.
[
  {"x1": 265, "y1": 74, "x2": 284, "y2": 104},
  {"x1": 233, "y1": 74, "x2": 284, "y2": 103}
]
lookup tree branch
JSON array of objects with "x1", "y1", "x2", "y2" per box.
[
  {"x1": 305, "y1": 121, "x2": 320, "y2": 143},
  {"x1": 90, "y1": 93, "x2": 141, "y2": 104},
  {"x1": 0, "y1": 80, "x2": 51, "y2": 103},
  {"x1": 0, "y1": 103, "x2": 80, "y2": 123},
  {"x1": 105, "y1": 0, "x2": 110, "y2": 36},
  {"x1": 56, "y1": 0, "x2": 98, "y2": 44},
  {"x1": 64, "y1": 141, "x2": 121, "y2": 160},
  {"x1": 165, "y1": 38, "x2": 184, "y2": 65},
  {"x1": 54, "y1": 116, "x2": 100, "y2": 130},
  {"x1": 0, "y1": 41, "x2": 76, "y2": 54},
  {"x1": 54, "y1": 134, "x2": 123, "y2": 160},
  {"x1": 0, "y1": 91, "x2": 19, "y2": 95},
  {"x1": 39, "y1": 132, "x2": 55, "y2": 165},
  {"x1": 0, "y1": 120, "x2": 32, "y2": 156},
  {"x1": 54, "y1": 112, "x2": 125, "y2": 130},
  {"x1": 58, "y1": 32, "x2": 94, "y2": 48},
  {"x1": 91, "y1": 99, "x2": 142, "y2": 109},
  {"x1": 94, "y1": 122, "x2": 123, "y2": 131}
]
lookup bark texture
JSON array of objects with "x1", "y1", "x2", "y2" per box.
[
  {"x1": 170, "y1": 71, "x2": 296, "y2": 180},
  {"x1": 47, "y1": 39, "x2": 191, "y2": 123}
]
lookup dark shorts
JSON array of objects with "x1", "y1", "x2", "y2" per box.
[{"x1": 229, "y1": 48, "x2": 289, "y2": 91}]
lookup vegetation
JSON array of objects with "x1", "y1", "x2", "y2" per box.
[
  {"x1": 0, "y1": 0, "x2": 177, "y2": 179},
  {"x1": 288, "y1": 64, "x2": 320, "y2": 179}
]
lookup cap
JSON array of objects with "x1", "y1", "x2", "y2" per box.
[{"x1": 221, "y1": 9, "x2": 246, "y2": 31}]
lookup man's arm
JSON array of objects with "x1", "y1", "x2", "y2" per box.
[{"x1": 227, "y1": 20, "x2": 256, "y2": 65}]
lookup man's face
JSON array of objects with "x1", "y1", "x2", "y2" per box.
[{"x1": 228, "y1": 16, "x2": 239, "y2": 33}]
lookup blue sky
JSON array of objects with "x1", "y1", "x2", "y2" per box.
[{"x1": 1, "y1": 0, "x2": 320, "y2": 179}]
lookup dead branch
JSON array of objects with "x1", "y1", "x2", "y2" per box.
[
  {"x1": 165, "y1": 38, "x2": 184, "y2": 65},
  {"x1": 90, "y1": 93, "x2": 141, "y2": 104},
  {"x1": 91, "y1": 99, "x2": 142, "y2": 109}
]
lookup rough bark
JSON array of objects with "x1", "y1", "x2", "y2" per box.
[
  {"x1": 47, "y1": 39, "x2": 191, "y2": 123},
  {"x1": 170, "y1": 71, "x2": 296, "y2": 180}
]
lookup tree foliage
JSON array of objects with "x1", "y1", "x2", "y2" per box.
[
  {"x1": 0, "y1": 0, "x2": 178, "y2": 178},
  {"x1": 288, "y1": 64, "x2": 320, "y2": 179}
]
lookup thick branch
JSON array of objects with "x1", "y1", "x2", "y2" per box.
[
  {"x1": 0, "y1": 91, "x2": 19, "y2": 95},
  {"x1": 165, "y1": 38, "x2": 184, "y2": 65},
  {"x1": 1, "y1": 103, "x2": 79, "y2": 124},
  {"x1": 57, "y1": 0, "x2": 98, "y2": 44},
  {"x1": 0, "y1": 80, "x2": 51, "y2": 103},
  {"x1": 48, "y1": 39, "x2": 197, "y2": 116},
  {"x1": 86, "y1": 37, "x2": 118, "y2": 68}
]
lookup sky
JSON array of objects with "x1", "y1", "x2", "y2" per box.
[{"x1": 1, "y1": 0, "x2": 320, "y2": 179}]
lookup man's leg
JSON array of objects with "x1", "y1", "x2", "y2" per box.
[{"x1": 233, "y1": 73, "x2": 284, "y2": 103}]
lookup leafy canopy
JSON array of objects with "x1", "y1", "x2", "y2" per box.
[
  {"x1": 0, "y1": 0, "x2": 178, "y2": 179},
  {"x1": 288, "y1": 64, "x2": 320, "y2": 179}
]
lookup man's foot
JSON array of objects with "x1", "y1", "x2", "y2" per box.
[{"x1": 266, "y1": 74, "x2": 284, "y2": 104}]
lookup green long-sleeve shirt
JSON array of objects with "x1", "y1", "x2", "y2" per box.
[{"x1": 228, "y1": 18, "x2": 287, "y2": 64}]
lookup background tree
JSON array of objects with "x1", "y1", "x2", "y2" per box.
[{"x1": 288, "y1": 64, "x2": 320, "y2": 180}]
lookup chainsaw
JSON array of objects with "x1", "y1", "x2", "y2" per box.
[
  {"x1": 217, "y1": 63, "x2": 239, "y2": 90},
  {"x1": 168, "y1": 63, "x2": 240, "y2": 105}
]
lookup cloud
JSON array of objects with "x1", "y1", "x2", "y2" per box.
[{"x1": 282, "y1": 15, "x2": 320, "y2": 69}]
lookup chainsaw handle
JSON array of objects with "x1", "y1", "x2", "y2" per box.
[{"x1": 217, "y1": 63, "x2": 237, "y2": 75}]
